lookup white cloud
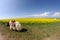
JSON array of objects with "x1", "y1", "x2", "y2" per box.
[
  {"x1": 41, "y1": 12, "x2": 49, "y2": 16},
  {"x1": 31, "y1": 12, "x2": 60, "y2": 18},
  {"x1": 32, "y1": 12, "x2": 50, "y2": 17},
  {"x1": 53, "y1": 12, "x2": 60, "y2": 17},
  {"x1": 20, "y1": 12, "x2": 60, "y2": 18}
]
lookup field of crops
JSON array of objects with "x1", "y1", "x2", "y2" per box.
[{"x1": 0, "y1": 18, "x2": 60, "y2": 24}]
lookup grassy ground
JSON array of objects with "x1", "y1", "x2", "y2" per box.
[{"x1": 0, "y1": 22, "x2": 60, "y2": 40}]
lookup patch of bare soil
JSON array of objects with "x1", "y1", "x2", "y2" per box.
[
  {"x1": 0, "y1": 33, "x2": 4, "y2": 40},
  {"x1": 43, "y1": 31, "x2": 60, "y2": 40},
  {"x1": 0, "y1": 25, "x2": 7, "y2": 40}
]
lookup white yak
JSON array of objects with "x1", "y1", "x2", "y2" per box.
[
  {"x1": 15, "y1": 21, "x2": 22, "y2": 31},
  {"x1": 9, "y1": 20, "x2": 22, "y2": 31}
]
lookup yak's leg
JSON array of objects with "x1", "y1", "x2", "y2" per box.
[{"x1": 10, "y1": 26, "x2": 13, "y2": 30}]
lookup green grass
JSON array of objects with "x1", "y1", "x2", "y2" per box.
[{"x1": 0, "y1": 22, "x2": 60, "y2": 40}]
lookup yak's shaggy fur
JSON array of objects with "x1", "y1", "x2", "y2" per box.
[
  {"x1": 15, "y1": 21, "x2": 22, "y2": 31},
  {"x1": 9, "y1": 21, "x2": 22, "y2": 31}
]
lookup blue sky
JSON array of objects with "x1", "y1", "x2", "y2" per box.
[{"x1": 0, "y1": 0, "x2": 60, "y2": 19}]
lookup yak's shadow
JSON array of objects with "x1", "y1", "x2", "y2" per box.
[
  {"x1": 20, "y1": 28, "x2": 28, "y2": 32},
  {"x1": 15, "y1": 28, "x2": 28, "y2": 32}
]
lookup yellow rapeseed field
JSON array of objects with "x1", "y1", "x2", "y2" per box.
[{"x1": 0, "y1": 18, "x2": 60, "y2": 24}]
